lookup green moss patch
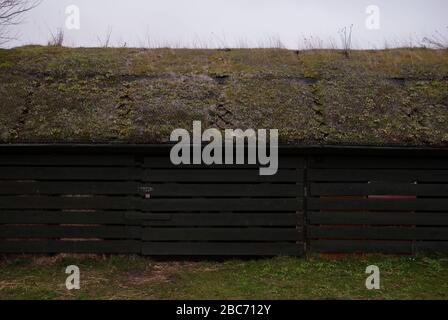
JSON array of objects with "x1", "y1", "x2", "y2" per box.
[{"x1": 1, "y1": 46, "x2": 447, "y2": 145}]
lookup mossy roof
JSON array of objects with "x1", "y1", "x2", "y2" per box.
[{"x1": 0, "y1": 46, "x2": 447, "y2": 146}]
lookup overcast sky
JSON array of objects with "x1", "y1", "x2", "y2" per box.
[{"x1": 5, "y1": 0, "x2": 448, "y2": 49}]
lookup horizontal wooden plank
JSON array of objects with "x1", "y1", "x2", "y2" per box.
[
  {"x1": 143, "y1": 169, "x2": 302, "y2": 182},
  {"x1": 0, "y1": 181, "x2": 141, "y2": 195},
  {"x1": 148, "y1": 183, "x2": 303, "y2": 197},
  {"x1": 0, "y1": 198, "x2": 298, "y2": 212},
  {"x1": 309, "y1": 156, "x2": 448, "y2": 169},
  {"x1": 0, "y1": 155, "x2": 135, "y2": 166},
  {"x1": 308, "y1": 212, "x2": 448, "y2": 226},
  {"x1": 141, "y1": 199, "x2": 302, "y2": 211},
  {"x1": 309, "y1": 240, "x2": 412, "y2": 253},
  {"x1": 308, "y1": 226, "x2": 448, "y2": 240},
  {"x1": 414, "y1": 241, "x2": 448, "y2": 253},
  {"x1": 142, "y1": 242, "x2": 303, "y2": 256},
  {"x1": 0, "y1": 225, "x2": 142, "y2": 239},
  {"x1": 0, "y1": 240, "x2": 141, "y2": 253},
  {"x1": 140, "y1": 213, "x2": 301, "y2": 227},
  {"x1": 0, "y1": 196, "x2": 138, "y2": 210},
  {"x1": 0, "y1": 211, "x2": 302, "y2": 226},
  {"x1": 0, "y1": 181, "x2": 303, "y2": 197},
  {"x1": 308, "y1": 198, "x2": 448, "y2": 211},
  {"x1": 142, "y1": 228, "x2": 301, "y2": 241},
  {"x1": 308, "y1": 169, "x2": 448, "y2": 182},
  {"x1": 310, "y1": 182, "x2": 448, "y2": 196},
  {"x1": 0, "y1": 211, "x2": 137, "y2": 225},
  {"x1": 143, "y1": 156, "x2": 305, "y2": 169},
  {"x1": 0, "y1": 226, "x2": 300, "y2": 241},
  {"x1": 0, "y1": 167, "x2": 139, "y2": 180},
  {"x1": 310, "y1": 240, "x2": 448, "y2": 253}
]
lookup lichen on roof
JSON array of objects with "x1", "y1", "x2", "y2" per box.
[{"x1": 0, "y1": 46, "x2": 447, "y2": 146}]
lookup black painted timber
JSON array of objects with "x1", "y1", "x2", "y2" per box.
[
  {"x1": 307, "y1": 151, "x2": 448, "y2": 254},
  {"x1": 0, "y1": 145, "x2": 305, "y2": 255},
  {"x1": 1, "y1": 144, "x2": 448, "y2": 255}
]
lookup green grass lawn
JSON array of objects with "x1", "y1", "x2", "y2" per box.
[{"x1": 0, "y1": 254, "x2": 447, "y2": 300}]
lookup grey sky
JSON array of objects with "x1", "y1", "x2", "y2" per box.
[{"x1": 6, "y1": 0, "x2": 448, "y2": 49}]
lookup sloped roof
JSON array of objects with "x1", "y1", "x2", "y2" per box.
[{"x1": 0, "y1": 46, "x2": 447, "y2": 146}]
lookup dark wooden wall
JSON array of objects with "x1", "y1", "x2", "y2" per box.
[
  {"x1": 306, "y1": 155, "x2": 448, "y2": 254},
  {"x1": 0, "y1": 145, "x2": 447, "y2": 255},
  {"x1": 0, "y1": 147, "x2": 304, "y2": 255}
]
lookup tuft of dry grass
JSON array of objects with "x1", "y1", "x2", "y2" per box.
[
  {"x1": 97, "y1": 26, "x2": 113, "y2": 48},
  {"x1": 339, "y1": 24, "x2": 354, "y2": 58},
  {"x1": 47, "y1": 28, "x2": 64, "y2": 47},
  {"x1": 422, "y1": 28, "x2": 448, "y2": 49}
]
